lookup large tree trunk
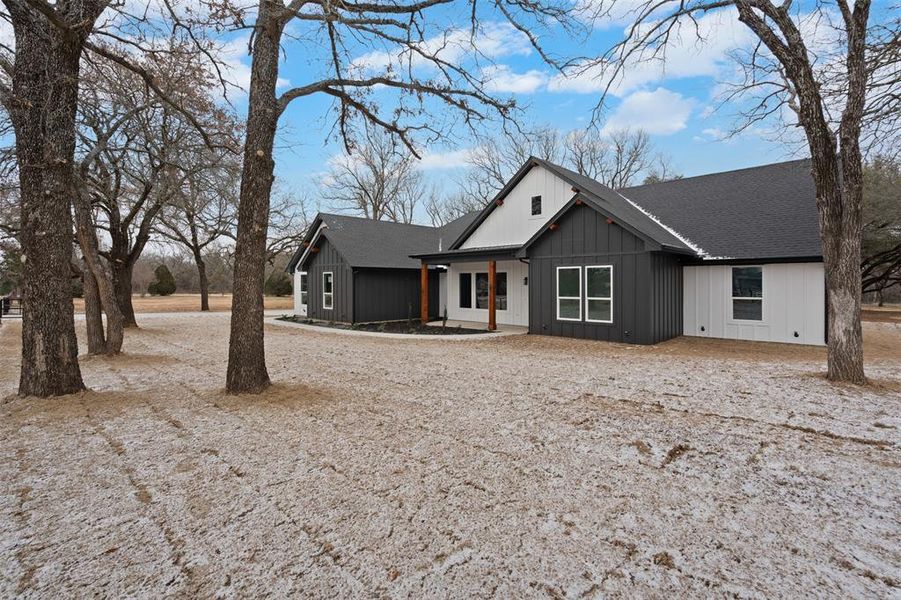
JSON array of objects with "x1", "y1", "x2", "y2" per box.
[
  {"x1": 194, "y1": 249, "x2": 210, "y2": 311},
  {"x1": 226, "y1": 3, "x2": 284, "y2": 393},
  {"x1": 82, "y1": 260, "x2": 106, "y2": 355},
  {"x1": 7, "y1": 13, "x2": 85, "y2": 396},
  {"x1": 112, "y1": 261, "x2": 138, "y2": 327}
]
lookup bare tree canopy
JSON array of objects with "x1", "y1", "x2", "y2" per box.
[
  {"x1": 322, "y1": 125, "x2": 429, "y2": 223},
  {"x1": 462, "y1": 126, "x2": 671, "y2": 202},
  {"x1": 575, "y1": 0, "x2": 899, "y2": 383}
]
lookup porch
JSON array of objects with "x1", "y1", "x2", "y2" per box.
[{"x1": 413, "y1": 246, "x2": 527, "y2": 332}]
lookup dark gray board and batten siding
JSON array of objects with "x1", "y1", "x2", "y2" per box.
[
  {"x1": 303, "y1": 237, "x2": 354, "y2": 323},
  {"x1": 353, "y1": 268, "x2": 440, "y2": 323},
  {"x1": 302, "y1": 236, "x2": 440, "y2": 324},
  {"x1": 526, "y1": 203, "x2": 683, "y2": 344}
]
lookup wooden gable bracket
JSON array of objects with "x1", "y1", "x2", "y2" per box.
[
  {"x1": 310, "y1": 246, "x2": 320, "y2": 253},
  {"x1": 571, "y1": 187, "x2": 580, "y2": 193},
  {"x1": 606, "y1": 218, "x2": 615, "y2": 225},
  {"x1": 549, "y1": 223, "x2": 559, "y2": 231},
  {"x1": 575, "y1": 198, "x2": 583, "y2": 205},
  {"x1": 303, "y1": 241, "x2": 311, "y2": 247},
  {"x1": 495, "y1": 198, "x2": 504, "y2": 206}
]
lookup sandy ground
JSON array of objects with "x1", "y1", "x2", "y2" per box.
[
  {"x1": 71, "y1": 293, "x2": 293, "y2": 314},
  {"x1": 0, "y1": 314, "x2": 899, "y2": 598}
]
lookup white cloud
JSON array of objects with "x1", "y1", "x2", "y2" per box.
[
  {"x1": 549, "y1": 8, "x2": 753, "y2": 98},
  {"x1": 482, "y1": 65, "x2": 548, "y2": 94},
  {"x1": 602, "y1": 88, "x2": 694, "y2": 135},
  {"x1": 415, "y1": 148, "x2": 475, "y2": 170},
  {"x1": 351, "y1": 22, "x2": 532, "y2": 76}
]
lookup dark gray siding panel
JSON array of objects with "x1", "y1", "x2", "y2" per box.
[
  {"x1": 303, "y1": 237, "x2": 354, "y2": 322},
  {"x1": 650, "y1": 253, "x2": 683, "y2": 343},
  {"x1": 353, "y1": 268, "x2": 440, "y2": 322},
  {"x1": 527, "y1": 203, "x2": 683, "y2": 345}
]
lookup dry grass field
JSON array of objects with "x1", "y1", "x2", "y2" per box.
[
  {"x1": 0, "y1": 313, "x2": 898, "y2": 597},
  {"x1": 71, "y1": 293, "x2": 293, "y2": 314}
]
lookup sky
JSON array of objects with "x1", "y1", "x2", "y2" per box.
[
  {"x1": 2, "y1": 0, "x2": 882, "y2": 222},
  {"x1": 218, "y1": 0, "x2": 842, "y2": 219}
]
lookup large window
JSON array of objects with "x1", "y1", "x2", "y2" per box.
[
  {"x1": 475, "y1": 272, "x2": 507, "y2": 310},
  {"x1": 556, "y1": 266, "x2": 581, "y2": 321},
  {"x1": 585, "y1": 266, "x2": 613, "y2": 323},
  {"x1": 322, "y1": 272, "x2": 334, "y2": 309},
  {"x1": 459, "y1": 273, "x2": 472, "y2": 308},
  {"x1": 732, "y1": 266, "x2": 762, "y2": 321},
  {"x1": 531, "y1": 195, "x2": 542, "y2": 216}
]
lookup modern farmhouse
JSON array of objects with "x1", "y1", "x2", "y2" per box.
[{"x1": 287, "y1": 158, "x2": 826, "y2": 345}]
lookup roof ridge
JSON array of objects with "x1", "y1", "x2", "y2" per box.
[
  {"x1": 620, "y1": 158, "x2": 811, "y2": 190},
  {"x1": 321, "y1": 212, "x2": 438, "y2": 230}
]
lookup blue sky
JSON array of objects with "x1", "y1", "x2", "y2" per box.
[{"x1": 197, "y1": 1, "x2": 881, "y2": 214}]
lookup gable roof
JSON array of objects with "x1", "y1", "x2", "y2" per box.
[
  {"x1": 620, "y1": 159, "x2": 821, "y2": 260},
  {"x1": 287, "y1": 211, "x2": 480, "y2": 272},
  {"x1": 517, "y1": 192, "x2": 698, "y2": 257},
  {"x1": 449, "y1": 156, "x2": 697, "y2": 254}
]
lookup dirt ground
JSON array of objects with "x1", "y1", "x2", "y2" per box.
[
  {"x1": 0, "y1": 314, "x2": 898, "y2": 597},
  {"x1": 71, "y1": 293, "x2": 293, "y2": 314}
]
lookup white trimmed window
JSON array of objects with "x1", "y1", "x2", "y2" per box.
[
  {"x1": 585, "y1": 266, "x2": 613, "y2": 323},
  {"x1": 299, "y1": 272, "x2": 308, "y2": 306},
  {"x1": 556, "y1": 266, "x2": 581, "y2": 321},
  {"x1": 731, "y1": 266, "x2": 762, "y2": 321},
  {"x1": 322, "y1": 272, "x2": 334, "y2": 309}
]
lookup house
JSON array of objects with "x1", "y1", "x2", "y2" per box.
[
  {"x1": 288, "y1": 157, "x2": 826, "y2": 345},
  {"x1": 285, "y1": 212, "x2": 476, "y2": 323}
]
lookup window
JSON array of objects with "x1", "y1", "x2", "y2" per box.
[
  {"x1": 476, "y1": 273, "x2": 489, "y2": 309},
  {"x1": 531, "y1": 195, "x2": 542, "y2": 216},
  {"x1": 322, "y1": 272, "x2": 334, "y2": 309},
  {"x1": 586, "y1": 266, "x2": 613, "y2": 323},
  {"x1": 556, "y1": 266, "x2": 581, "y2": 321},
  {"x1": 459, "y1": 273, "x2": 472, "y2": 308},
  {"x1": 732, "y1": 266, "x2": 762, "y2": 321},
  {"x1": 475, "y1": 272, "x2": 507, "y2": 310},
  {"x1": 299, "y1": 272, "x2": 308, "y2": 305}
]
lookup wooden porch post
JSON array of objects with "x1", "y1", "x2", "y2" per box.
[
  {"x1": 488, "y1": 260, "x2": 496, "y2": 331},
  {"x1": 420, "y1": 263, "x2": 429, "y2": 324}
]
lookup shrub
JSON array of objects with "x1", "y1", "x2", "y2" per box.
[
  {"x1": 264, "y1": 271, "x2": 293, "y2": 296},
  {"x1": 148, "y1": 265, "x2": 176, "y2": 296}
]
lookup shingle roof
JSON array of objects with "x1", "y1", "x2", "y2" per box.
[
  {"x1": 532, "y1": 158, "x2": 697, "y2": 253},
  {"x1": 620, "y1": 159, "x2": 822, "y2": 259},
  {"x1": 288, "y1": 211, "x2": 480, "y2": 272}
]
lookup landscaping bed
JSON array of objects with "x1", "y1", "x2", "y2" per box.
[{"x1": 277, "y1": 315, "x2": 490, "y2": 335}]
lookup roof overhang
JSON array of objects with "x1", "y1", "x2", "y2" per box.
[
  {"x1": 683, "y1": 255, "x2": 823, "y2": 266},
  {"x1": 412, "y1": 245, "x2": 522, "y2": 265},
  {"x1": 285, "y1": 215, "x2": 326, "y2": 273}
]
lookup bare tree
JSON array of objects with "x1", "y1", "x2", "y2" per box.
[
  {"x1": 0, "y1": 0, "x2": 112, "y2": 395},
  {"x1": 581, "y1": 0, "x2": 899, "y2": 383},
  {"x1": 323, "y1": 126, "x2": 427, "y2": 223},
  {"x1": 156, "y1": 137, "x2": 241, "y2": 311},
  {"x1": 224, "y1": 0, "x2": 576, "y2": 393},
  {"x1": 463, "y1": 126, "x2": 659, "y2": 202},
  {"x1": 0, "y1": 0, "x2": 230, "y2": 395},
  {"x1": 425, "y1": 191, "x2": 484, "y2": 227},
  {"x1": 266, "y1": 187, "x2": 312, "y2": 264}
]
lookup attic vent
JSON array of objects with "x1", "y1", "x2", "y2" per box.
[{"x1": 531, "y1": 195, "x2": 542, "y2": 216}]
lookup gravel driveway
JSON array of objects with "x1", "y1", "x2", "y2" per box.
[{"x1": 1, "y1": 313, "x2": 899, "y2": 597}]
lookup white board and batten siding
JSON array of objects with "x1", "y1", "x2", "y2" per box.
[
  {"x1": 684, "y1": 262, "x2": 825, "y2": 345},
  {"x1": 461, "y1": 166, "x2": 574, "y2": 249},
  {"x1": 444, "y1": 260, "x2": 529, "y2": 326}
]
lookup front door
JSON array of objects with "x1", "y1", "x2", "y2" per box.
[{"x1": 298, "y1": 271, "x2": 308, "y2": 316}]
